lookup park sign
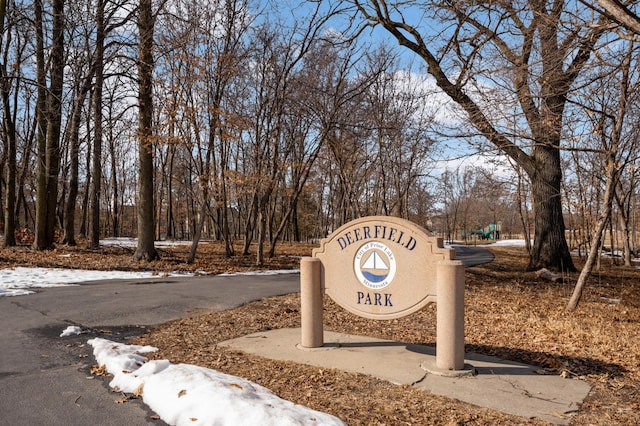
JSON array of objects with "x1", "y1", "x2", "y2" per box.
[
  {"x1": 300, "y1": 216, "x2": 467, "y2": 372},
  {"x1": 314, "y1": 215, "x2": 454, "y2": 319}
]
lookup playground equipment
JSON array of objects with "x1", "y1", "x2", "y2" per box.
[{"x1": 463, "y1": 223, "x2": 501, "y2": 240}]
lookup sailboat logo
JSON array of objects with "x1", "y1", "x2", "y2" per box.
[
  {"x1": 354, "y1": 242, "x2": 397, "y2": 290},
  {"x1": 361, "y1": 251, "x2": 389, "y2": 283}
]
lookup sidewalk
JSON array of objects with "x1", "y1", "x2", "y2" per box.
[{"x1": 219, "y1": 328, "x2": 591, "y2": 425}]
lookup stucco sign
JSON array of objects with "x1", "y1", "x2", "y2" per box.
[{"x1": 312, "y1": 216, "x2": 455, "y2": 320}]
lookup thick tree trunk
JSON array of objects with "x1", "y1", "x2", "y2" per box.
[
  {"x1": 32, "y1": 0, "x2": 49, "y2": 250},
  {"x1": 44, "y1": 0, "x2": 64, "y2": 246},
  {"x1": 88, "y1": 0, "x2": 105, "y2": 249},
  {"x1": 134, "y1": 0, "x2": 158, "y2": 262},
  {"x1": 527, "y1": 146, "x2": 575, "y2": 272},
  {"x1": 33, "y1": 0, "x2": 64, "y2": 250},
  {"x1": 1, "y1": 0, "x2": 16, "y2": 246}
]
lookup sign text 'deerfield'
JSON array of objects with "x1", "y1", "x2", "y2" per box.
[{"x1": 336, "y1": 225, "x2": 417, "y2": 251}]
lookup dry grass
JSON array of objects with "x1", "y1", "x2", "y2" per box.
[{"x1": 2, "y1": 241, "x2": 639, "y2": 424}]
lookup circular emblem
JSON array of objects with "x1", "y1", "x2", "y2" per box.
[{"x1": 354, "y1": 242, "x2": 397, "y2": 290}]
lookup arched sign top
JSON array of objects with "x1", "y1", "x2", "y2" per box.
[{"x1": 313, "y1": 216, "x2": 455, "y2": 320}]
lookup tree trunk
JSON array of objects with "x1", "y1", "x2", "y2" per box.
[
  {"x1": 134, "y1": 0, "x2": 158, "y2": 261},
  {"x1": 187, "y1": 200, "x2": 209, "y2": 264},
  {"x1": 242, "y1": 193, "x2": 257, "y2": 255},
  {"x1": 527, "y1": 146, "x2": 574, "y2": 271},
  {"x1": 33, "y1": 0, "x2": 64, "y2": 250},
  {"x1": 110, "y1": 136, "x2": 119, "y2": 238},
  {"x1": 61, "y1": 97, "x2": 81, "y2": 245},
  {"x1": 32, "y1": 0, "x2": 49, "y2": 250},
  {"x1": 88, "y1": 0, "x2": 105, "y2": 249},
  {"x1": 62, "y1": 74, "x2": 93, "y2": 245},
  {"x1": 165, "y1": 144, "x2": 175, "y2": 239},
  {"x1": 79, "y1": 135, "x2": 91, "y2": 238},
  {"x1": 16, "y1": 117, "x2": 36, "y2": 230},
  {"x1": 2, "y1": 121, "x2": 16, "y2": 247},
  {"x1": 44, "y1": 0, "x2": 65, "y2": 247},
  {"x1": 597, "y1": 0, "x2": 640, "y2": 34},
  {"x1": 515, "y1": 168, "x2": 531, "y2": 254},
  {"x1": 615, "y1": 188, "x2": 632, "y2": 267},
  {"x1": 1, "y1": 64, "x2": 16, "y2": 247},
  {"x1": 0, "y1": 0, "x2": 16, "y2": 246},
  {"x1": 219, "y1": 166, "x2": 234, "y2": 257},
  {"x1": 256, "y1": 205, "x2": 266, "y2": 266}
]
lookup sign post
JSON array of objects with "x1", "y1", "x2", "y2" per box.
[
  {"x1": 300, "y1": 257, "x2": 323, "y2": 348},
  {"x1": 300, "y1": 216, "x2": 469, "y2": 374}
]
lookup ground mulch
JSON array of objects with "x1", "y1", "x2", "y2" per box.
[{"x1": 2, "y1": 241, "x2": 638, "y2": 425}]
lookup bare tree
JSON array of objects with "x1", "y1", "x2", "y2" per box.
[
  {"x1": 134, "y1": 0, "x2": 158, "y2": 261},
  {"x1": 241, "y1": 4, "x2": 339, "y2": 265},
  {"x1": 33, "y1": 0, "x2": 64, "y2": 250},
  {"x1": 0, "y1": 0, "x2": 21, "y2": 246},
  {"x1": 87, "y1": 0, "x2": 106, "y2": 249},
  {"x1": 61, "y1": 0, "x2": 97, "y2": 245},
  {"x1": 347, "y1": 1, "x2": 617, "y2": 271},
  {"x1": 566, "y1": 40, "x2": 636, "y2": 311},
  {"x1": 267, "y1": 39, "x2": 377, "y2": 257}
]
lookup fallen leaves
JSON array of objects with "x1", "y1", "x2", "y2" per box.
[
  {"x1": 6, "y1": 241, "x2": 639, "y2": 425},
  {"x1": 0, "y1": 240, "x2": 311, "y2": 275},
  {"x1": 132, "y1": 245, "x2": 640, "y2": 426},
  {"x1": 90, "y1": 364, "x2": 107, "y2": 376}
]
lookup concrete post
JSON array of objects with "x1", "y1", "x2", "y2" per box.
[
  {"x1": 436, "y1": 260, "x2": 465, "y2": 370},
  {"x1": 300, "y1": 257, "x2": 323, "y2": 348}
]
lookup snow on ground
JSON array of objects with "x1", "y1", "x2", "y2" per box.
[
  {"x1": 101, "y1": 237, "x2": 201, "y2": 248},
  {"x1": 87, "y1": 337, "x2": 346, "y2": 426},
  {"x1": 489, "y1": 239, "x2": 529, "y2": 247},
  {"x1": 446, "y1": 239, "x2": 529, "y2": 247},
  {"x1": 0, "y1": 238, "x2": 198, "y2": 297},
  {"x1": 0, "y1": 267, "x2": 177, "y2": 297},
  {"x1": 0, "y1": 238, "x2": 300, "y2": 297}
]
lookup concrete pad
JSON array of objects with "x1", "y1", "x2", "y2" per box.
[{"x1": 219, "y1": 328, "x2": 591, "y2": 425}]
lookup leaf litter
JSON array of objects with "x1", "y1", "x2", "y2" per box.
[
  {"x1": 3, "y1": 241, "x2": 639, "y2": 424},
  {"x1": 133, "y1": 245, "x2": 640, "y2": 425}
]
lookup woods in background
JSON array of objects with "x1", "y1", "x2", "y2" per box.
[{"x1": 1, "y1": 0, "x2": 639, "y2": 273}]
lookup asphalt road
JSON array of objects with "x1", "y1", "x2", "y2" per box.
[
  {"x1": 449, "y1": 244, "x2": 495, "y2": 266},
  {"x1": 0, "y1": 246, "x2": 491, "y2": 426}
]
